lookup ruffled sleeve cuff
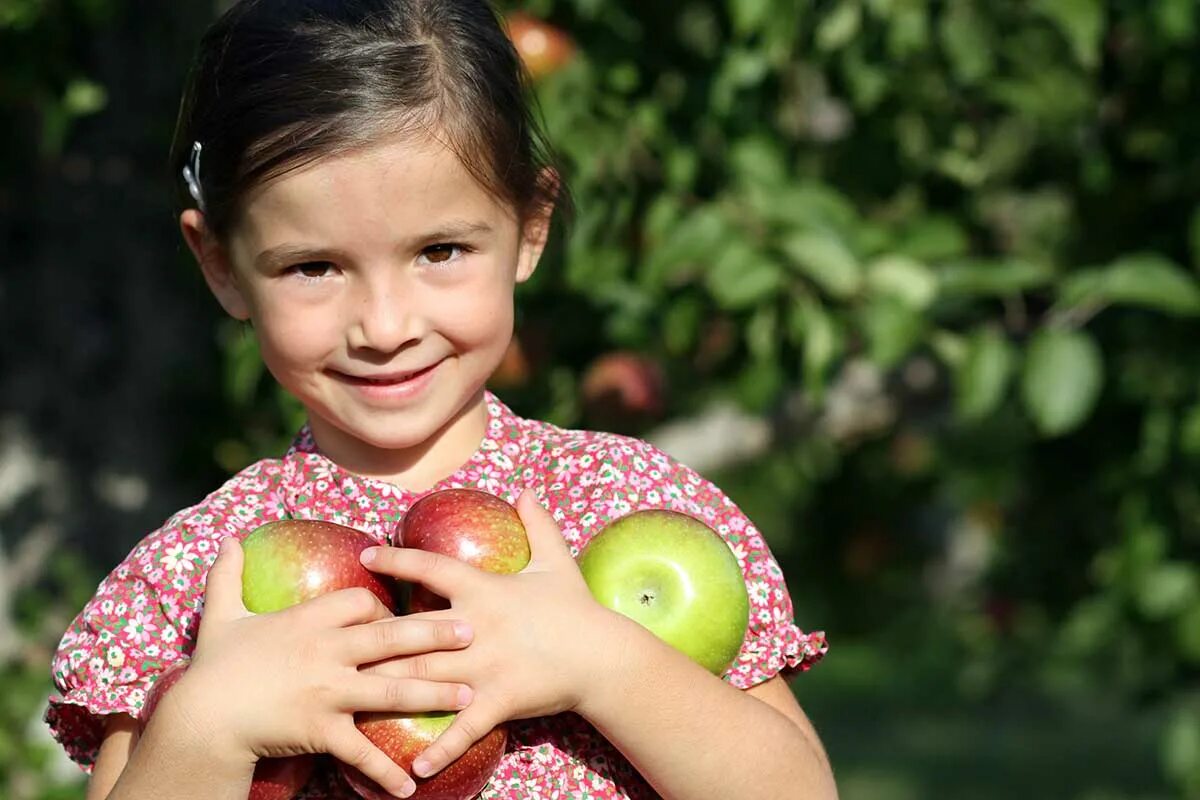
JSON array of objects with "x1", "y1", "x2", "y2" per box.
[{"x1": 726, "y1": 623, "x2": 829, "y2": 690}]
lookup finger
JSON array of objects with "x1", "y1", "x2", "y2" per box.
[
  {"x1": 411, "y1": 702, "x2": 501, "y2": 778},
  {"x1": 343, "y1": 675, "x2": 473, "y2": 714},
  {"x1": 358, "y1": 651, "x2": 459, "y2": 683},
  {"x1": 344, "y1": 617, "x2": 473, "y2": 665},
  {"x1": 292, "y1": 586, "x2": 395, "y2": 628},
  {"x1": 201, "y1": 537, "x2": 249, "y2": 622},
  {"x1": 329, "y1": 723, "x2": 416, "y2": 799},
  {"x1": 360, "y1": 546, "x2": 480, "y2": 601},
  {"x1": 515, "y1": 490, "x2": 575, "y2": 566}
]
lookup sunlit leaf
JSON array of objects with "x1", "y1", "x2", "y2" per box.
[
  {"x1": 1021, "y1": 328, "x2": 1104, "y2": 436},
  {"x1": 956, "y1": 327, "x2": 1014, "y2": 421}
]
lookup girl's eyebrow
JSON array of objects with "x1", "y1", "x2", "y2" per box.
[{"x1": 253, "y1": 220, "x2": 494, "y2": 271}]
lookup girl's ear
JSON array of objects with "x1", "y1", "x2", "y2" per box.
[
  {"x1": 180, "y1": 209, "x2": 252, "y2": 321},
  {"x1": 514, "y1": 169, "x2": 559, "y2": 284}
]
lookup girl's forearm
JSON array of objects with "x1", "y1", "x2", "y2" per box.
[
  {"x1": 577, "y1": 615, "x2": 838, "y2": 800},
  {"x1": 105, "y1": 691, "x2": 256, "y2": 800}
]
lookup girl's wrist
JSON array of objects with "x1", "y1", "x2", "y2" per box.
[
  {"x1": 157, "y1": 668, "x2": 259, "y2": 772},
  {"x1": 570, "y1": 605, "x2": 658, "y2": 720}
]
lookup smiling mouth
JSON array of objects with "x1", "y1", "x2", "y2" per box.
[{"x1": 337, "y1": 361, "x2": 441, "y2": 384}]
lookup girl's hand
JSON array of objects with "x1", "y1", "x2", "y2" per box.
[
  {"x1": 359, "y1": 490, "x2": 627, "y2": 779},
  {"x1": 173, "y1": 537, "x2": 477, "y2": 798}
]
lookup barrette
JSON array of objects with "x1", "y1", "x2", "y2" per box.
[{"x1": 182, "y1": 140, "x2": 206, "y2": 212}]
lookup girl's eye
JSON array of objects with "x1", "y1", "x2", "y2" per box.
[
  {"x1": 289, "y1": 261, "x2": 335, "y2": 281},
  {"x1": 418, "y1": 243, "x2": 467, "y2": 265}
]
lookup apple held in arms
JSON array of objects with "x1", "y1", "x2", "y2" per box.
[
  {"x1": 140, "y1": 659, "x2": 315, "y2": 800},
  {"x1": 578, "y1": 509, "x2": 750, "y2": 676},
  {"x1": 240, "y1": 518, "x2": 401, "y2": 613},
  {"x1": 340, "y1": 488, "x2": 529, "y2": 800}
]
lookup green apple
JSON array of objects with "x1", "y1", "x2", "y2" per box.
[{"x1": 578, "y1": 509, "x2": 749, "y2": 675}]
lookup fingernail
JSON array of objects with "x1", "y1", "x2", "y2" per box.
[
  {"x1": 456, "y1": 685, "x2": 473, "y2": 709},
  {"x1": 412, "y1": 758, "x2": 431, "y2": 778},
  {"x1": 453, "y1": 622, "x2": 473, "y2": 642},
  {"x1": 398, "y1": 778, "x2": 416, "y2": 797},
  {"x1": 360, "y1": 547, "x2": 377, "y2": 565},
  {"x1": 219, "y1": 537, "x2": 233, "y2": 554}
]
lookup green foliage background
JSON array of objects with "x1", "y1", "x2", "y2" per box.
[{"x1": 3, "y1": 0, "x2": 1200, "y2": 798}]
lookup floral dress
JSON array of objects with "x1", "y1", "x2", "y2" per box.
[{"x1": 46, "y1": 391, "x2": 827, "y2": 798}]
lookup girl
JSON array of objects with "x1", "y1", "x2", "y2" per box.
[{"x1": 45, "y1": 1, "x2": 835, "y2": 798}]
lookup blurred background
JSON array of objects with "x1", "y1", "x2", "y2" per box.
[{"x1": 3, "y1": 0, "x2": 1200, "y2": 797}]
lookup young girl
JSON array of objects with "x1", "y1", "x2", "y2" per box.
[{"x1": 45, "y1": 2, "x2": 835, "y2": 798}]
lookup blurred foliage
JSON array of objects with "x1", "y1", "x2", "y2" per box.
[{"x1": 5, "y1": 0, "x2": 1200, "y2": 797}]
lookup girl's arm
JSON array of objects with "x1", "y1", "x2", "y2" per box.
[
  {"x1": 96, "y1": 696, "x2": 256, "y2": 800},
  {"x1": 577, "y1": 615, "x2": 838, "y2": 800}
]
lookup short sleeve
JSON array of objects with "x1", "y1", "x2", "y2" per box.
[
  {"x1": 44, "y1": 518, "x2": 205, "y2": 771},
  {"x1": 542, "y1": 432, "x2": 828, "y2": 690},
  {"x1": 43, "y1": 457, "x2": 290, "y2": 771}
]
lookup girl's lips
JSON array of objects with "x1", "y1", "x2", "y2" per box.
[{"x1": 334, "y1": 360, "x2": 443, "y2": 401}]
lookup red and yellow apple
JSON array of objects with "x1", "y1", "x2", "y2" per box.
[
  {"x1": 240, "y1": 519, "x2": 400, "y2": 614},
  {"x1": 339, "y1": 713, "x2": 506, "y2": 800},
  {"x1": 578, "y1": 509, "x2": 749, "y2": 675},
  {"x1": 397, "y1": 488, "x2": 530, "y2": 612},
  {"x1": 140, "y1": 659, "x2": 315, "y2": 800}
]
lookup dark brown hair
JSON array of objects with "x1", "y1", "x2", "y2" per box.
[{"x1": 170, "y1": 0, "x2": 565, "y2": 239}]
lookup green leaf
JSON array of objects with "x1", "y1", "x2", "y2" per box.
[
  {"x1": 866, "y1": 255, "x2": 938, "y2": 309},
  {"x1": 1163, "y1": 708, "x2": 1200, "y2": 791},
  {"x1": 939, "y1": 0, "x2": 994, "y2": 84},
  {"x1": 1021, "y1": 328, "x2": 1104, "y2": 436},
  {"x1": 729, "y1": 0, "x2": 772, "y2": 37},
  {"x1": 791, "y1": 296, "x2": 841, "y2": 397},
  {"x1": 1034, "y1": 0, "x2": 1104, "y2": 69},
  {"x1": 63, "y1": 79, "x2": 108, "y2": 116},
  {"x1": 730, "y1": 136, "x2": 788, "y2": 189},
  {"x1": 1137, "y1": 563, "x2": 1199, "y2": 620},
  {"x1": 861, "y1": 296, "x2": 925, "y2": 368},
  {"x1": 1059, "y1": 254, "x2": 1200, "y2": 317},
  {"x1": 817, "y1": 0, "x2": 862, "y2": 52},
  {"x1": 782, "y1": 230, "x2": 863, "y2": 299},
  {"x1": 939, "y1": 258, "x2": 1054, "y2": 296},
  {"x1": 642, "y1": 206, "x2": 732, "y2": 289},
  {"x1": 705, "y1": 240, "x2": 782, "y2": 309},
  {"x1": 1154, "y1": 0, "x2": 1197, "y2": 43},
  {"x1": 956, "y1": 328, "x2": 1015, "y2": 421}
]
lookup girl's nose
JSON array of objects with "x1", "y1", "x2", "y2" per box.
[{"x1": 346, "y1": 272, "x2": 426, "y2": 354}]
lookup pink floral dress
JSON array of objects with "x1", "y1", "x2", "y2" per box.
[{"x1": 46, "y1": 391, "x2": 827, "y2": 798}]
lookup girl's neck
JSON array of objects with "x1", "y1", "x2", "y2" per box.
[{"x1": 306, "y1": 389, "x2": 489, "y2": 494}]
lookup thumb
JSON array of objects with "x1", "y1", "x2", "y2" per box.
[
  {"x1": 201, "y1": 536, "x2": 249, "y2": 622},
  {"x1": 515, "y1": 489, "x2": 573, "y2": 567}
]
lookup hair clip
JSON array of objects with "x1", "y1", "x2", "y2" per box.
[{"x1": 182, "y1": 141, "x2": 206, "y2": 212}]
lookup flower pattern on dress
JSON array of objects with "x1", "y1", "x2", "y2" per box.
[{"x1": 45, "y1": 391, "x2": 827, "y2": 798}]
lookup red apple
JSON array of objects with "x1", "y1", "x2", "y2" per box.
[
  {"x1": 581, "y1": 351, "x2": 666, "y2": 423},
  {"x1": 338, "y1": 713, "x2": 506, "y2": 800},
  {"x1": 504, "y1": 12, "x2": 575, "y2": 81},
  {"x1": 397, "y1": 489, "x2": 530, "y2": 612},
  {"x1": 141, "y1": 659, "x2": 315, "y2": 800},
  {"x1": 240, "y1": 519, "x2": 400, "y2": 614}
]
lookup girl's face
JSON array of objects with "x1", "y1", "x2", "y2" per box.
[{"x1": 184, "y1": 133, "x2": 550, "y2": 479}]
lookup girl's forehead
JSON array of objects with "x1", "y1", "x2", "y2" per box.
[{"x1": 232, "y1": 134, "x2": 513, "y2": 247}]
